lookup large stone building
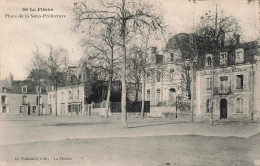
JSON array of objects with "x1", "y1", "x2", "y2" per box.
[
  {"x1": 145, "y1": 47, "x2": 187, "y2": 106},
  {"x1": 193, "y1": 40, "x2": 260, "y2": 120},
  {"x1": 0, "y1": 73, "x2": 48, "y2": 115},
  {"x1": 47, "y1": 84, "x2": 85, "y2": 116}
]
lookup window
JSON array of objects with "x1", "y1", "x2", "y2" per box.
[
  {"x1": 236, "y1": 98, "x2": 243, "y2": 113},
  {"x1": 53, "y1": 94, "x2": 55, "y2": 98},
  {"x1": 146, "y1": 72, "x2": 151, "y2": 83},
  {"x1": 69, "y1": 91, "x2": 72, "y2": 100},
  {"x1": 22, "y1": 86, "x2": 27, "y2": 93},
  {"x1": 220, "y1": 52, "x2": 227, "y2": 65},
  {"x1": 235, "y1": 48, "x2": 244, "y2": 63},
  {"x1": 156, "y1": 89, "x2": 161, "y2": 103},
  {"x1": 68, "y1": 105, "x2": 72, "y2": 112},
  {"x1": 206, "y1": 99, "x2": 211, "y2": 113},
  {"x1": 20, "y1": 106, "x2": 24, "y2": 113},
  {"x1": 2, "y1": 87, "x2": 6, "y2": 92},
  {"x1": 206, "y1": 78, "x2": 212, "y2": 90},
  {"x1": 220, "y1": 76, "x2": 228, "y2": 90},
  {"x1": 170, "y1": 53, "x2": 174, "y2": 62},
  {"x1": 49, "y1": 94, "x2": 52, "y2": 99},
  {"x1": 156, "y1": 72, "x2": 161, "y2": 82},
  {"x1": 1, "y1": 96, "x2": 7, "y2": 104},
  {"x1": 2, "y1": 106, "x2": 7, "y2": 113},
  {"x1": 205, "y1": 54, "x2": 212, "y2": 67},
  {"x1": 32, "y1": 106, "x2": 36, "y2": 113},
  {"x1": 156, "y1": 55, "x2": 163, "y2": 64},
  {"x1": 147, "y1": 90, "x2": 150, "y2": 101},
  {"x1": 236, "y1": 75, "x2": 243, "y2": 89},
  {"x1": 207, "y1": 57, "x2": 212, "y2": 66},
  {"x1": 22, "y1": 96, "x2": 27, "y2": 104},
  {"x1": 170, "y1": 69, "x2": 174, "y2": 80}
]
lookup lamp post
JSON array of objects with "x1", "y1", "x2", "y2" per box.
[{"x1": 176, "y1": 95, "x2": 181, "y2": 118}]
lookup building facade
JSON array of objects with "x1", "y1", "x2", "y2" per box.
[
  {"x1": 145, "y1": 47, "x2": 187, "y2": 106},
  {"x1": 47, "y1": 84, "x2": 85, "y2": 116},
  {"x1": 193, "y1": 41, "x2": 260, "y2": 120},
  {"x1": 0, "y1": 73, "x2": 48, "y2": 115}
]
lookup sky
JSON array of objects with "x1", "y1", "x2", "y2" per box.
[{"x1": 0, "y1": 0, "x2": 258, "y2": 80}]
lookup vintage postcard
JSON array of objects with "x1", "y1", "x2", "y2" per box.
[{"x1": 0, "y1": 0, "x2": 259, "y2": 165}]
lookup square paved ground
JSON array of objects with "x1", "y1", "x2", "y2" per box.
[{"x1": 0, "y1": 115, "x2": 259, "y2": 166}]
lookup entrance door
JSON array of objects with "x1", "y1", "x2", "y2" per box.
[
  {"x1": 28, "y1": 106, "x2": 31, "y2": 115},
  {"x1": 220, "y1": 99, "x2": 227, "y2": 119}
]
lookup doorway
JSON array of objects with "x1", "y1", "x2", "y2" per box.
[
  {"x1": 220, "y1": 99, "x2": 227, "y2": 119},
  {"x1": 28, "y1": 106, "x2": 31, "y2": 115}
]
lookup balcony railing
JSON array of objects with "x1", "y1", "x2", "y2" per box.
[{"x1": 214, "y1": 87, "x2": 232, "y2": 95}]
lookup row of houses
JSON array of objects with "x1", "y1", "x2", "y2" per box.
[
  {"x1": 0, "y1": 73, "x2": 85, "y2": 116},
  {"x1": 1, "y1": 39, "x2": 260, "y2": 120}
]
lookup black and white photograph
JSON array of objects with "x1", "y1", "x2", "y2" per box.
[{"x1": 0, "y1": 0, "x2": 260, "y2": 165}]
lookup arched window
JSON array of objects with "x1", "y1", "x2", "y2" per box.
[
  {"x1": 205, "y1": 54, "x2": 213, "y2": 67},
  {"x1": 207, "y1": 57, "x2": 212, "y2": 66},
  {"x1": 206, "y1": 99, "x2": 211, "y2": 113},
  {"x1": 236, "y1": 98, "x2": 243, "y2": 113},
  {"x1": 146, "y1": 90, "x2": 150, "y2": 101}
]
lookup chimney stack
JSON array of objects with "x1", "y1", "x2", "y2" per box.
[
  {"x1": 7, "y1": 72, "x2": 13, "y2": 88},
  {"x1": 234, "y1": 34, "x2": 240, "y2": 45}
]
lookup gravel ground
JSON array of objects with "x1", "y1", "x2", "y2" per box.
[{"x1": 0, "y1": 115, "x2": 259, "y2": 166}]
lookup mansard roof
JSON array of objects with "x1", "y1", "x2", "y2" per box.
[{"x1": 197, "y1": 41, "x2": 258, "y2": 69}]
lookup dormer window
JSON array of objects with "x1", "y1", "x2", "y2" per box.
[
  {"x1": 170, "y1": 53, "x2": 174, "y2": 62},
  {"x1": 220, "y1": 52, "x2": 228, "y2": 65},
  {"x1": 235, "y1": 48, "x2": 244, "y2": 63},
  {"x1": 22, "y1": 86, "x2": 27, "y2": 93},
  {"x1": 205, "y1": 54, "x2": 213, "y2": 67}
]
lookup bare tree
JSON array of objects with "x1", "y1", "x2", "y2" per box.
[
  {"x1": 81, "y1": 21, "x2": 121, "y2": 118},
  {"x1": 29, "y1": 46, "x2": 48, "y2": 116},
  {"x1": 73, "y1": 0, "x2": 164, "y2": 128},
  {"x1": 128, "y1": 31, "x2": 156, "y2": 119},
  {"x1": 45, "y1": 45, "x2": 69, "y2": 116}
]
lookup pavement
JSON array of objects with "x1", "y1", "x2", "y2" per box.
[{"x1": 0, "y1": 115, "x2": 259, "y2": 146}]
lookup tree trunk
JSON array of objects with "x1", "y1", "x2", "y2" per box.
[
  {"x1": 105, "y1": 75, "x2": 112, "y2": 118},
  {"x1": 210, "y1": 56, "x2": 214, "y2": 125},
  {"x1": 135, "y1": 83, "x2": 139, "y2": 101},
  {"x1": 141, "y1": 74, "x2": 145, "y2": 119},
  {"x1": 121, "y1": 6, "x2": 128, "y2": 128},
  {"x1": 55, "y1": 82, "x2": 58, "y2": 116},
  {"x1": 38, "y1": 83, "x2": 40, "y2": 116},
  {"x1": 190, "y1": 61, "x2": 194, "y2": 122}
]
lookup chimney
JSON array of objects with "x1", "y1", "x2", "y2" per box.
[
  {"x1": 219, "y1": 28, "x2": 225, "y2": 47},
  {"x1": 7, "y1": 72, "x2": 13, "y2": 88},
  {"x1": 234, "y1": 34, "x2": 240, "y2": 45}
]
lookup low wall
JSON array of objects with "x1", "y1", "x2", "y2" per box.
[{"x1": 150, "y1": 107, "x2": 176, "y2": 118}]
